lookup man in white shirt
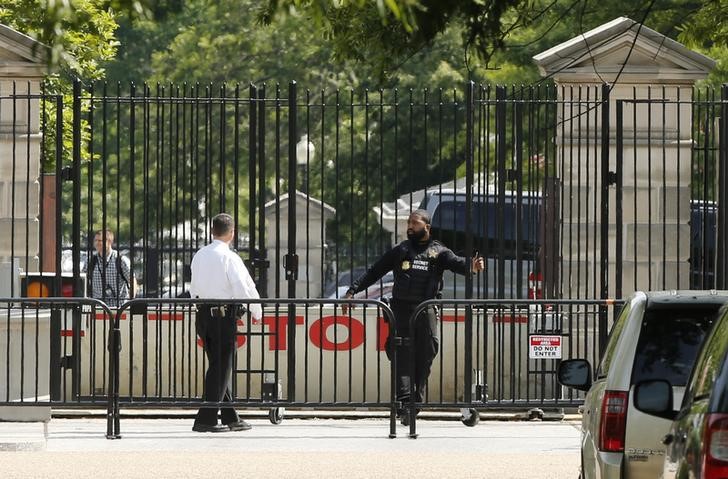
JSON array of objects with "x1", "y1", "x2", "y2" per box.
[{"x1": 189, "y1": 213, "x2": 262, "y2": 433}]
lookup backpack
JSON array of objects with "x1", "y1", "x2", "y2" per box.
[{"x1": 87, "y1": 252, "x2": 131, "y2": 296}]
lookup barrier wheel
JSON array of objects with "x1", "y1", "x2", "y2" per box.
[
  {"x1": 461, "y1": 408, "x2": 480, "y2": 427},
  {"x1": 269, "y1": 407, "x2": 284, "y2": 425}
]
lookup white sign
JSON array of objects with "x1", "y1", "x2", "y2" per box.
[{"x1": 529, "y1": 335, "x2": 562, "y2": 359}]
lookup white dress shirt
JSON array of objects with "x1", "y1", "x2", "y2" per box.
[{"x1": 189, "y1": 239, "x2": 262, "y2": 320}]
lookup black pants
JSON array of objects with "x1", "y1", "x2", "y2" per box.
[
  {"x1": 194, "y1": 306, "x2": 240, "y2": 426},
  {"x1": 388, "y1": 299, "x2": 439, "y2": 404}
]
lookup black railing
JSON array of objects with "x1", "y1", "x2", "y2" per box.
[
  {"x1": 0, "y1": 298, "x2": 114, "y2": 407},
  {"x1": 2, "y1": 82, "x2": 727, "y2": 304},
  {"x1": 106, "y1": 298, "x2": 398, "y2": 438},
  {"x1": 403, "y1": 298, "x2": 623, "y2": 438}
]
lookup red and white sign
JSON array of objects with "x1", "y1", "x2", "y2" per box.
[{"x1": 529, "y1": 335, "x2": 562, "y2": 359}]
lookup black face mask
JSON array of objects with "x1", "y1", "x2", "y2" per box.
[{"x1": 407, "y1": 228, "x2": 427, "y2": 242}]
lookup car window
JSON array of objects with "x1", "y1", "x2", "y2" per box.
[
  {"x1": 687, "y1": 311, "x2": 728, "y2": 402},
  {"x1": 596, "y1": 301, "x2": 631, "y2": 378},
  {"x1": 431, "y1": 199, "x2": 540, "y2": 242},
  {"x1": 631, "y1": 308, "x2": 716, "y2": 386},
  {"x1": 430, "y1": 199, "x2": 540, "y2": 258}
]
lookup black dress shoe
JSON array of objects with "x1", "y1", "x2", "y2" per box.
[
  {"x1": 226, "y1": 420, "x2": 252, "y2": 431},
  {"x1": 192, "y1": 423, "x2": 228, "y2": 433}
]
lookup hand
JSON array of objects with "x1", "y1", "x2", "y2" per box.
[
  {"x1": 472, "y1": 255, "x2": 485, "y2": 273},
  {"x1": 340, "y1": 292, "x2": 354, "y2": 315}
]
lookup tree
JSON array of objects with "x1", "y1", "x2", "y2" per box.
[
  {"x1": 260, "y1": 0, "x2": 531, "y2": 81},
  {"x1": 0, "y1": 0, "x2": 121, "y2": 80}
]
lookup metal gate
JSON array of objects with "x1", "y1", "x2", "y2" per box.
[
  {"x1": 614, "y1": 88, "x2": 728, "y2": 296},
  {"x1": 3, "y1": 80, "x2": 727, "y2": 409}
]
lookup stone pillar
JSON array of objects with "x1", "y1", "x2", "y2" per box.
[
  {"x1": 534, "y1": 17, "x2": 715, "y2": 298},
  {"x1": 0, "y1": 24, "x2": 50, "y2": 421},
  {"x1": 0, "y1": 24, "x2": 48, "y2": 277},
  {"x1": 264, "y1": 191, "x2": 336, "y2": 298}
]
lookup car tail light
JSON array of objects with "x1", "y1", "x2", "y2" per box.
[
  {"x1": 61, "y1": 282, "x2": 74, "y2": 297},
  {"x1": 528, "y1": 272, "x2": 543, "y2": 299},
  {"x1": 702, "y1": 413, "x2": 728, "y2": 479},
  {"x1": 599, "y1": 391, "x2": 628, "y2": 452}
]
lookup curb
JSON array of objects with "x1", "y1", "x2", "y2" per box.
[{"x1": 0, "y1": 422, "x2": 47, "y2": 451}]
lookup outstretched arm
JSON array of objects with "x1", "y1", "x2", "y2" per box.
[
  {"x1": 440, "y1": 249, "x2": 485, "y2": 275},
  {"x1": 342, "y1": 247, "x2": 399, "y2": 313}
]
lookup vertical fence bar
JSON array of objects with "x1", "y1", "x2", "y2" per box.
[
  {"x1": 615, "y1": 100, "x2": 623, "y2": 299},
  {"x1": 72, "y1": 80, "x2": 83, "y2": 296},
  {"x1": 718, "y1": 85, "x2": 728, "y2": 289},
  {"x1": 464, "y1": 82, "x2": 475, "y2": 403},
  {"x1": 496, "y1": 86, "x2": 507, "y2": 299},
  {"x1": 248, "y1": 84, "x2": 257, "y2": 280},
  {"x1": 598, "y1": 84, "x2": 610, "y2": 355},
  {"x1": 286, "y1": 81, "x2": 298, "y2": 400}
]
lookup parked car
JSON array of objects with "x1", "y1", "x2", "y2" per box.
[
  {"x1": 419, "y1": 188, "x2": 550, "y2": 299},
  {"x1": 557, "y1": 290, "x2": 728, "y2": 479},
  {"x1": 632, "y1": 301, "x2": 728, "y2": 479}
]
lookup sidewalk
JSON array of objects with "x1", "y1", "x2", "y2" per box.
[{"x1": 0, "y1": 414, "x2": 581, "y2": 478}]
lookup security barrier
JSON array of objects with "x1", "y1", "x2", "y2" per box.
[
  {"x1": 403, "y1": 298, "x2": 623, "y2": 438},
  {"x1": 107, "y1": 298, "x2": 398, "y2": 438},
  {"x1": 0, "y1": 296, "x2": 622, "y2": 439},
  {"x1": 0, "y1": 298, "x2": 114, "y2": 415}
]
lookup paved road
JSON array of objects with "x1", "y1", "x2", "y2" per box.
[{"x1": 0, "y1": 417, "x2": 581, "y2": 478}]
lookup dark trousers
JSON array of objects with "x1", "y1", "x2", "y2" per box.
[
  {"x1": 194, "y1": 306, "x2": 240, "y2": 426},
  {"x1": 389, "y1": 299, "x2": 439, "y2": 404}
]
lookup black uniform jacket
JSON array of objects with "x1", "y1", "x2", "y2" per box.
[{"x1": 347, "y1": 238, "x2": 470, "y2": 303}]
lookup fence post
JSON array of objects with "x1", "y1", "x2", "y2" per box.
[
  {"x1": 286, "y1": 81, "x2": 298, "y2": 400},
  {"x1": 257, "y1": 86, "x2": 268, "y2": 296},
  {"x1": 615, "y1": 100, "x2": 623, "y2": 299},
  {"x1": 496, "y1": 85, "x2": 507, "y2": 299},
  {"x1": 248, "y1": 84, "x2": 258, "y2": 283},
  {"x1": 72, "y1": 80, "x2": 82, "y2": 297},
  {"x1": 49, "y1": 95, "x2": 64, "y2": 401},
  {"x1": 464, "y1": 81, "x2": 475, "y2": 402},
  {"x1": 718, "y1": 85, "x2": 728, "y2": 290},
  {"x1": 599, "y1": 84, "x2": 611, "y2": 355}
]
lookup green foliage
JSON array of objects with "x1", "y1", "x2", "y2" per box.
[
  {"x1": 1, "y1": 0, "x2": 124, "y2": 177},
  {"x1": 678, "y1": 0, "x2": 728, "y2": 48},
  {"x1": 678, "y1": 0, "x2": 728, "y2": 85},
  {"x1": 261, "y1": 0, "x2": 531, "y2": 81},
  {"x1": 0, "y1": 0, "x2": 121, "y2": 80}
]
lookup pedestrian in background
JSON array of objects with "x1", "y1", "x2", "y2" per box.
[
  {"x1": 343, "y1": 209, "x2": 484, "y2": 424},
  {"x1": 190, "y1": 213, "x2": 262, "y2": 433},
  {"x1": 86, "y1": 229, "x2": 136, "y2": 307}
]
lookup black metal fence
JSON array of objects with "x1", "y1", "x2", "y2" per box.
[
  {"x1": 1, "y1": 80, "x2": 727, "y2": 434},
  {"x1": 103, "y1": 298, "x2": 398, "y2": 438},
  {"x1": 2, "y1": 80, "x2": 725, "y2": 305},
  {"x1": 0, "y1": 298, "x2": 114, "y2": 408},
  {"x1": 403, "y1": 298, "x2": 622, "y2": 438},
  {"x1": 0, "y1": 296, "x2": 617, "y2": 438}
]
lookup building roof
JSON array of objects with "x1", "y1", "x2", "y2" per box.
[
  {"x1": 0, "y1": 24, "x2": 48, "y2": 78},
  {"x1": 533, "y1": 17, "x2": 715, "y2": 83}
]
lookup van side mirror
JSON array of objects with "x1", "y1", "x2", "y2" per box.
[
  {"x1": 557, "y1": 359, "x2": 592, "y2": 391},
  {"x1": 633, "y1": 380, "x2": 677, "y2": 420}
]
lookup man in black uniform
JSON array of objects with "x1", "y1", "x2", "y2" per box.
[{"x1": 343, "y1": 209, "x2": 484, "y2": 423}]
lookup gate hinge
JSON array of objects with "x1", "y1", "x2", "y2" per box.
[
  {"x1": 60, "y1": 166, "x2": 74, "y2": 182},
  {"x1": 283, "y1": 254, "x2": 298, "y2": 280},
  {"x1": 606, "y1": 171, "x2": 618, "y2": 186}
]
